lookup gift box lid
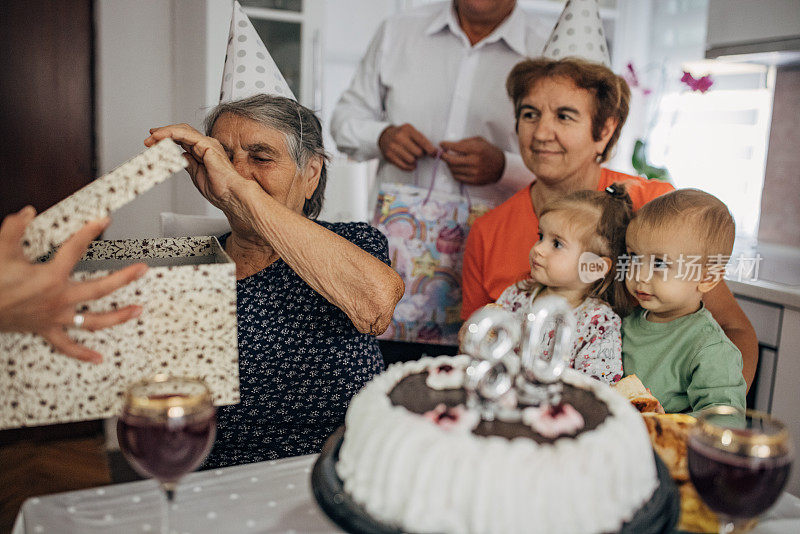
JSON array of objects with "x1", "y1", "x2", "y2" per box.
[{"x1": 21, "y1": 138, "x2": 187, "y2": 261}]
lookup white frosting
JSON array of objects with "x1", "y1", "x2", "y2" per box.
[
  {"x1": 522, "y1": 404, "x2": 585, "y2": 438},
  {"x1": 423, "y1": 404, "x2": 480, "y2": 432},
  {"x1": 336, "y1": 355, "x2": 658, "y2": 534},
  {"x1": 425, "y1": 360, "x2": 466, "y2": 390}
]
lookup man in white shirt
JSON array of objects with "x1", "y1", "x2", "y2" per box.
[{"x1": 330, "y1": 0, "x2": 550, "y2": 206}]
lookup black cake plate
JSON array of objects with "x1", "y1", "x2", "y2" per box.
[{"x1": 311, "y1": 426, "x2": 680, "y2": 534}]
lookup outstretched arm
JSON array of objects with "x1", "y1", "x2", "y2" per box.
[{"x1": 0, "y1": 207, "x2": 147, "y2": 362}]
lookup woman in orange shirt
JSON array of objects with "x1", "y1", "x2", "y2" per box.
[{"x1": 461, "y1": 57, "x2": 759, "y2": 389}]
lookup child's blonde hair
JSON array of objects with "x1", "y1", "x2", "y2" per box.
[
  {"x1": 627, "y1": 188, "x2": 734, "y2": 273},
  {"x1": 520, "y1": 183, "x2": 635, "y2": 316}
]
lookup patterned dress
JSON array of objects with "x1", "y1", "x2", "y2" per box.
[
  {"x1": 495, "y1": 283, "x2": 623, "y2": 384},
  {"x1": 202, "y1": 222, "x2": 388, "y2": 468}
]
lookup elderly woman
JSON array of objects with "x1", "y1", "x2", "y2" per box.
[
  {"x1": 461, "y1": 57, "x2": 759, "y2": 389},
  {"x1": 144, "y1": 95, "x2": 403, "y2": 467}
]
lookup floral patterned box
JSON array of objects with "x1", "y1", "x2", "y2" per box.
[{"x1": 0, "y1": 141, "x2": 239, "y2": 430}]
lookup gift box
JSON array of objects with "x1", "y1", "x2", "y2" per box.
[{"x1": 0, "y1": 140, "x2": 239, "y2": 430}]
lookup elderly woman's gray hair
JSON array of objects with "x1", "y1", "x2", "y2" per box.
[{"x1": 204, "y1": 94, "x2": 328, "y2": 219}]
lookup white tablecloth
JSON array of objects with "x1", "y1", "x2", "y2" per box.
[{"x1": 12, "y1": 453, "x2": 800, "y2": 533}]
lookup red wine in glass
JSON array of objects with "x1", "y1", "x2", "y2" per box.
[
  {"x1": 688, "y1": 436, "x2": 791, "y2": 518},
  {"x1": 118, "y1": 401, "x2": 216, "y2": 487},
  {"x1": 688, "y1": 406, "x2": 793, "y2": 533},
  {"x1": 117, "y1": 376, "x2": 216, "y2": 533}
]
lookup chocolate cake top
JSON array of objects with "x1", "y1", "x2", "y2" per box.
[{"x1": 389, "y1": 372, "x2": 610, "y2": 444}]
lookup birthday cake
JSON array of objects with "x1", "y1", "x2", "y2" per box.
[{"x1": 336, "y1": 355, "x2": 660, "y2": 534}]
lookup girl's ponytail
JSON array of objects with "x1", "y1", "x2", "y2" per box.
[{"x1": 589, "y1": 182, "x2": 635, "y2": 316}]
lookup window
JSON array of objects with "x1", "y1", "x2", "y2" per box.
[
  {"x1": 628, "y1": 0, "x2": 774, "y2": 241},
  {"x1": 648, "y1": 62, "x2": 773, "y2": 239},
  {"x1": 240, "y1": 0, "x2": 323, "y2": 108}
]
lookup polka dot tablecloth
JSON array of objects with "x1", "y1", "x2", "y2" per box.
[
  {"x1": 12, "y1": 454, "x2": 800, "y2": 533},
  {"x1": 13, "y1": 454, "x2": 341, "y2": 534}
]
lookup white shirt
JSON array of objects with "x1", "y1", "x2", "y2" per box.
[{"x1": 330, "y1": 1, "x2": 550, "y2": 207}]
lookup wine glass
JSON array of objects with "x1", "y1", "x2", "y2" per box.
[
  {"x1": 117, "y1": 375, "x2": 217, "y2": 533},
  {"x1": 688, "y1": 405, "x2": 793, "y2": 534}
]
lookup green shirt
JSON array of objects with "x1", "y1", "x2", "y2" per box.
[{"x1": 622, "y1": 306, "x2": 746, "y2": 416}]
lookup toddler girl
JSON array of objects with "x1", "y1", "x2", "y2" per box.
[{"x1": 494, "y1": 184, "x2": 634, "y2": 384}]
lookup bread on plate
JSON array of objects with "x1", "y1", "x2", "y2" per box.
[{"x1": 612, "y1": 374, "x2": 661, "y2": 413}]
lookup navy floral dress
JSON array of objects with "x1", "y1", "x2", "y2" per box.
[{"x1": 202, "y1": 222, "x2": 388, "y2": 468}]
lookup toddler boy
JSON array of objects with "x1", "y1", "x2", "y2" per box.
[{"x1": 622, "y1": 189, "x2": 746, "y2": 415}]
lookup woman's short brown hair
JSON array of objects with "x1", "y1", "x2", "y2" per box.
[{"x1": 506, "y1": 57, "x2": 631, "y2": 163}]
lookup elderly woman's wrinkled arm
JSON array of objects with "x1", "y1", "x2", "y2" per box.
[
  {"x1": 236, "y1": 182, "x2": 404, "y2": 335},
  {"x1": 145, "y1": 122, "x2": 403, "y2": 336}
]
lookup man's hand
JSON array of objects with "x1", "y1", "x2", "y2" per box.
[
  {"x1": 378, "y1": 124, "x2": 437, "y2": 171},
  {"x1": 440, "y1": 137, "x2": 505, "y2": 185}
]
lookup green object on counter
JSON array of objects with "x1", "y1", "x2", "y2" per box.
[{"x1": 632, "y1": 139, "x2": 671, "y2": 181}]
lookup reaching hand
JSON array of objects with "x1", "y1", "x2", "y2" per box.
[
  {"x1": 0, "y1": 207, "x2": 148, "y2": 363},
  {"x1": 440, "y1": 137, "x2": 505, "y2": 185},
  {"x1": 378, "y1": 123, "x2": 437, "y2": 171}
]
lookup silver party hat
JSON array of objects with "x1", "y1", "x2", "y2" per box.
[
  {"x1": 542, "y1": 0, "x2": 611, "y2": 66},
  {"x1": 220, "y1": 1, "x2": 295, "y2": 103}
]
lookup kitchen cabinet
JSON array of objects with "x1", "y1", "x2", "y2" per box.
[
  {"x1": 770, "y1": 306, "x2": 800, "y2": 497},
  {"x1": 708, "y1": 0, "x2": 800, "y2": 47},
  {"x1": 706, "y1": 0, "x2": 800, "y2": 63},
  {"x1": 738, "y1": 296, "x2": 782, "y2": 412},
  {"x1": 734, "y1": 292, "x2": 800, "y2": 496}
]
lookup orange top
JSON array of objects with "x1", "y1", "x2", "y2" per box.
[{"x1": 461, "y1": 168, "x2": 675, "y2": 320}]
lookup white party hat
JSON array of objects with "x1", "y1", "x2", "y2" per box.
[
  {"x1": 220, "y1": 1, "x2": 295, "y2": 103},
  {"x1": 542, "y1": 0, "x2": 611, "y2": 66}
]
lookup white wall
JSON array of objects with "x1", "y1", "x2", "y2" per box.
[
  {"x1": 171, "y1": 0, "x2": 225, "y2": 218},
  {"x1": 96, "y1": 0, "x2": 175, "y2": 239},
  {"x1": 97, "y1": 0, "x2": 226, "y2": 240},
  {"x1": 321, "y1": 0, "x2": 399, "y2": 138},
  {"x1": 606, "y1": 0, "x2": 653, "y2": 174}
]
